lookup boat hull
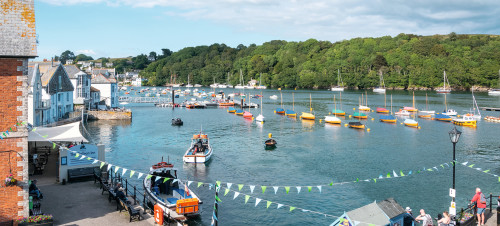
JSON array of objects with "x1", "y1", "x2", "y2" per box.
[
  {"x1": 348, "y1": 125, "x2": 365, "y2": 129},
  {"x1": 331, "y1": 87, "x2": 344, "y2": 92},
  {"x1": 452, "y1": 120, "x2": 477, "y2": 127},
  {"x1": 380, "y1": 119, "x2": 397, "y2": 123},
  {"x1": 324, "y1": 116, "x2": 341, "y2": 124},
  {"x1": 373, "y1": 88, "x2": 386, "y2": 93},
  {"x1": 300, "y1": 112, "x2": 315, "y2": 120}
]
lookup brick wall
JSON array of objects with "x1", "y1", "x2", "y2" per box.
[{"x1": 0, "y1": 58, "x2": 29, "y2": 224}]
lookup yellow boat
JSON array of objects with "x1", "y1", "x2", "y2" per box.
[
  {"x1": 300, "y1": 112, "x2": 315, "y2": 120},
  {"x1": 452, "y1": 115, "x2": 477, "y2": 127},
  {"x1": 348, "y1": 122, "x2": 365, "y2": 129}
]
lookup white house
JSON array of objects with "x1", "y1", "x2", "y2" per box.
[
  {"x1": 64, "y1": 65, "x2": 91, "y2": 109},
  {"x1": 94, "y1": 62, "x2": 102, "y2": 68},
  {"x1": 66, "y1": 59, "x2": 74, "y2": 65},
  {"x1": 105, "y1": 62, "x2": 113, "y2": 67},
  {"x1": 90, "y1": 86, "x2": 101, "y2": 109},
  {"x1": 131, "y1": 77, "x2": 144, "y2": 86},
  {"x1": 91, "y1": 73, "x2": 118, "y2": 108},
  {"x1": 40, "y1": 64, "x2": 75, "y2": 124},
  {"x1": 27, "y1": 64, "x2": 44, "y2": 126}
]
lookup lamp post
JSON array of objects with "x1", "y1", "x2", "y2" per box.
[{"x1": 448, "y1": 126, "x2": 462, "y2": 215}]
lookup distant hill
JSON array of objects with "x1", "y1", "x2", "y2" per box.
[{"x1": 139, "y1": 33, "x2": 500, "y2": 89}]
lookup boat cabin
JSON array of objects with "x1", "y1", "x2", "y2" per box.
[{"x1": 189, "y1": 134, "x2": 209, "y2": 155}]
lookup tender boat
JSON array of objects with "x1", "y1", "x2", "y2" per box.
[
  {"x1": 404, "y1": 119, "x2": 419, "y2": 127},
  {"x1": 270, "y1": 95, "x2": 278, "y2": 100},
  {"x1": 227, "y1": 107, "x2": 236, "y2": 113},
  {"x1": 395, "y1": 109, "x2": 410, "y2": 116},
  {"x1": 433, "y1": 113, "x2": 452, "y2": 122},
  {"x1": 324, "y1": 115, "x2": 341, "y2": 124},
  {"x1": 143, "y1": 159, "x2": 202, "y2": 224},
  {"x1": 379, "y1": 115, "x2": 397, "y2": 123},
  {"x1": 183, "y1": 133, "x2": 213, "y2": 163},
  {"x1": 172, "y1": 118, "x2": 183, "y2": 126},
  {"x1": 235, "y1": 109, "x2": 244, "y2": 115},
  {"x1": 373, "y1": 87, "x2": 386, "y2": 93},
  {"x1": 348, "y1": 122, "x2": 365, "y2": 129},
  {"x1": 331, "y1": 87, "x2": 344, "y2": 92},
  {"x1": 376, "y1": 107, "x2": 389, "y2": 113},
  {"x1": 243, "y1": 111, "x2": 253, "y2": 118},
  {"x1": 452, "y1": 115, "x2": 477, "y2": 127},
  {"x1": 265, "y1": 139, "x2": 277, "y2": 148},
  {"x1": 352, "y1": 112, "x2": 368, "y2": 119}
]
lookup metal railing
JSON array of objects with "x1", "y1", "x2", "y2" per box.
[
  {"x1": 456, "y1": 193, "x2": 499, "y2": 225},
  {"x1": 118, "y1": 96, "x2": 171, "y2": 104}
]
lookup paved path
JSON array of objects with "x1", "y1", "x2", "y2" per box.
[{"x1": 484, "y1": 209, "x2": 497, "y2": 226}]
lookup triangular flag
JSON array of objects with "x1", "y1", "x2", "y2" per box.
[
  {"x1": 290, "y1": 206, "x2": 296, "y2": 212},
  {"x1": 172, "y1": 179, "x2": 178, "y2": 184},
  {"x1": 198, "y1": 182, "x2": 203, "y2": 187},
  {"x1": 440, "y1": 164, "x2": 444, "y2": 168},
  {"x1": 317, "y1": 186, "x2": 322, "y2": 193},
  {"x1": 266, "y1": 201, "x2": 272, "y2": 208},
  {"x1": 216, "y1": 181, "x2": 221, "y2": 188},
  {"x1": 238, "y1": 184, "x2": 244, "y2": 191},
  {"x1": 114, "y1": 166, "x2": 120, "y2": 173},
  {"x1": 215, "y1": 195, "x2": 222, "y2": 203},
  {"x1": 417, "y1": 170, "x2": 421, "y2": 174},
  {"x1": 130, "y1": 170, "x2": 135, "y2": 178},
  {"x1": 5, "y1": 130, "x2": 9, "y2": 135},
  {"x1": 379, "y1": 175, "x2": 383, "y2": 179},
  {"x1": 484, "y1": 170, "x2": 490, "y2": 173},
  {"x1": 146, "y1": 174, "x2": 153, "y2": 180},
  {"x1": 227, "y1": 183, "x2": 232, "y2": 190},
  {"x1": 213, "y1": 212, "x2": 218, "y2": 222},
  {"x1": 42, "y1": 135, "x2": 48, "y2": 138},
  {"x1": 498, "y1": 177, "x2": 500, "y2": 183},
  {"x1": 92, "y1": 160, "x2": 98, "y2": 164},
  {"x1": 154, "y1": 176, "x2": 161, "y2": 182},
  {"x1": 462, "y1": 161, "x2": 468, "y2": 166},
  {"x1": 355, "y1": 178, "x2": 359, "y2": 182},
  {"x1": 427, "y1": 168, "x2": 433, "y2": 171},
  {"x1": 393, "y1": 170, "x2": 398, "y2": 177},
  {"x1": 245, "y1": 195, "x2": 250, "y2": 204},
  {"x1": 52, "y1": 143, "x2": 56, "y2": 149},
  {"x1": 408, "y1": 171, "x2": 412, "y2": 175},
  {"x1": 386, "y1": 173, "x2": 391, "y2": 178},
  {"x1": 163, "y1": 178, "x2": 170, "y2": 183},
  {"x1": 86, "y1": 157, "x2": 91, "y2": 160},
  {"x1": 261, "y1": 186, "x2": 267, "y2": 194},
  {"x1": 329, "y1": 182, "x2": 333, "y2": 186},
  {"x1": 400, "y1": 170, "x2": 405, "y2": 176},
  {"x1": 249, "y1": 185, "x2": 255, "y2": 193},
  {"x1": 224, "y1": 188, "x2": 229, "y2": 196},
  {"x1": 445, "y1": 163, "x2": 449, "y2": 167},
  {"x1": 233, "y1": 192, "x2": 240, "y2": 200},
  {"x1": 79, "y1": 155, "x2": 86, "y2": 160},
  {"x1": 138, "y1": 173, "x2": 144, "y2": 179},
  {"x1": 277, "y1": 204, "x2": 284, "y2": 209},
  {"x1": 296, "y1": 187, "x2": 301, "y2": 193},
  {"x1": 302, "y1": 209, "x2": 309, "y2": 212},
  {"x1": 273, "y1": 186, "x2": 279, "y2": 194},
  {"x1": 307, "y1": 186, "x2": 312, "y2": 192},
  {"x1": 255, "y1": 198, "x2": 261, "y2": 207},
  {"x1": 122, "y1": 169, "x2": 127, "y2": 177},
  {"x1": 285, "y1": 187, "x2": 290, "y2": 194},
  {"x1": 100, "y1": 162, "x2": 105, "y2": 169},
  {"x1": 451, "y1": 161, "x2": 455, "y2": 166},
  {"x1": 75, "y1": 153, "x2": 80, "y2": 158},
  {"x1": 433, "y1": 167, "x2": 438, "y2": 171},
  {"x1": 107, "y1": 164, "x2": 113, "y2": 171},
  {"x1": 188, "y1": 181, "x2": 193, "y2": 187},
  {"x1": 373, "y1": 179, "x2": 377, "y2": 183}
]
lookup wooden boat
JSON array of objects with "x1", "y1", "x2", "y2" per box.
[
  {"x1": 172, "y1": 118, "x2": 183, "y2": 126},
  {"x1": 433, "y1": 113, "x2": 452, "y2": 122},
  {"x1": 235, "y1": 109, "x2": 244, "y2": 115},
  {"x1": 227, "y1": 107, "x2": 236, "y2": 113},
  {"x1": 243, "y1": 111, "x2": 253, "y2": 118},
  {"x1": 331, "y1": 69, "x2": 345, "y2": 92},
  {"x1": 404, "y1": 118, "x2": 419, "y2": 127},
  {"x1": 352, "y1": 112, "x2": 368, "y2": 119},
  {"x1": 348, "y1": 122, "x2": 365, "y2": 129},
  {"x1": 452, "y1": 115, "x2": 477, "y2": 127},
  {"x1": 183, "y1": 133, "x2": 213, "y2": 163},
  {"x1": 436, "y1": 71, "x2": 451, "y2": 93},
  {"x1": 143, "y1": 158, "x2": 202, "y2": 224},
  {"x1": 300, "y1": 93, "x2": 315, "y2": 120},
  {"x1": 286, "y1": 93, "x2": 297, "y2": 117},
  {"x1": 275, "y1": 92, "x2": 285, "y2": 114}
]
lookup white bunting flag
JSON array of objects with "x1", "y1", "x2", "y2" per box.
[
  {"x1": 80, "y1": 155, "x2": 86, "y2": 160},
  {"x1": 227, "y1": 183, "x2": 232, "y2": 190},
  {"x1": 122, "y1": 169, "x2": 127, "y2": 177},
  {"x1": 296, "y1": 187, "x2": 301, "y2": 194},
  {"x1": 92, "y1": 160, "x2": 98, "y2": 164},
  {"x1": 249, "y1": 185, "x2": 255, "y2": 194},
  {"x1": 277, "y1": 204, "x2": 284, "y2": 209},
  {"x1": 172, "y1": 179, "x2": 178, "y2": 184},
  {"x1": 138, "y1": 173, "x2": 144, "y2": 179},
  {"x1": 188, "y1": 181, "x2": 193, "y2": 187},
  {"x1": 255, "y1": 198, "x2": 261, "y2": 207},
  {"x1": 462, "y1": 161, "x2": 468, "y2": 165},
  {"x1": 475, "y1": 168, "x2": 481, "y2": 171},
  {"x1": 114, "y1": 166, "x2": 120, "y2": 173},
  {"x1": 107, "y1": 164, "x2": 113, "y2": 172},
  {"x1": 273, "y1": 186, "x2": 279, "y2": 194},
  {"x1": 155, "y1": 176, "x2": 161, "y2": 182},
  {"x1": 302, "y1": 209, "x2": 309, "y2": 212},
  {"x1": 233, "y1": 192, "x2": 240, "y2": 200},
  {"x1": 317, "y1": 186, "x2": 322, "y2": 193},
  {"x1": 445, "y1": 163, "x2": 449, "y2": 167},
  {"x1": 433, "y1": 167, "x2": 438, "y2": 171},
  {"x1": 393, "y1": 170, "x2": 398, "y2": 177}
]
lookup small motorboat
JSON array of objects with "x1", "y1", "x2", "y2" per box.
[
  {"x1": 172, "y1": 118, "x2": 183, "y2": 126},
  {"x1": 379, "y1": 115, "x2": 397, "y2": 123},
  {"x1": 235, "y1": 109, "x2": 244, "y2": 115},
  {"x1": 352, "y1": 112, "x2": 368, "y2": 119},
  {"x1": 348, "y1": 122, "x2": 365, "y2": 129},
  {"x1": 227, "y1": 107, "x2": 236, "y2": 113},
  {"x1": 488, "y1": 88, "x2": 500, "y2": 96},
  {"x1": 453, "y1": 115, "x2": 477, "y2": 127},
  {"x1": 376, "y1": 107, "x2": 389, "y2": 113},
  {"x1": 442, "y1": 109, "x2": 457, "y2": 116},
  {"x1": 183, "y1": 133, "x2": 213, "y2": 163},
  {"x1": 324, "y1": 115, "x2": 341, "y2": 124},
  {"x1": 433, "y1": 113, "x2": 452, "y2": 122},
  {"x1": 404, "y1": 119, "x2": 419, "y2": 127}
]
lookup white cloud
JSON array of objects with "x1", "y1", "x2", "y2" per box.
[
  {"x1": 76, "y1": 49, "x2": 97, "y2": 56},
  {"x1": 40, "y1": 0, "x2": 500, "y2": 41}
]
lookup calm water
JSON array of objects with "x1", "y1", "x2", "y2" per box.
[{"x1": 86, "y1": 88, "x2": 500, "y2": 225}]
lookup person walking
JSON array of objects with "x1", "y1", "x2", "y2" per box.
[
  {"x1": 471, "y1": 187, "x2": 487, "y2": 226},
  {"x1": 416, "y1": 209, "x2": 434, "y2": 226}
]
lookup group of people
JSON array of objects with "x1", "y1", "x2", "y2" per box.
[
  {"x1": 114, "y1": 182, "x2": 131, "y2": 204},
  {"x1": 405, "y1": 187, "x2": 488, "y2": 226}
]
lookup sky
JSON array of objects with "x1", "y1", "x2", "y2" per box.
[{"x1": 35, "y1": 0, "x2": 500, "y2": 60}]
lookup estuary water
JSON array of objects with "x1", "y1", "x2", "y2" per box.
[{"x1": 86, "y1": 88, "x2": 500, "y2": 225}]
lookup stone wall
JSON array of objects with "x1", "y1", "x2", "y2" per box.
[{"x1": 87, "y1": 110, "x2": 132, "y2": 120}]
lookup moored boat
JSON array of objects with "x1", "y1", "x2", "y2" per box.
[
  {"x1": 324, "y1": 115, "x2": 341, "y2": 124},
  {"x1": 433, "y1": 113, "x2": 452, "y2": 122},
  {"x1": 300, "y1": 112, "x2": 315, "y2": 120},
  {"x1": 452, "y1": 115, "x2": 477, "y2": 127},
  {"x1": 286, "y1": 93, "x2": 297, "y2": 117},
  {"x1": 442, "y1": 109, "x2": 457, "y2": 116},
  {"x1": 352, "y1": 112, "x2": 367, "y2": 119},
  {"x1": 172, "y1": 118, "x2": 183, "y2": 126},
  {"x1": 348, "y1": 122, "x2": 365, "y2": 129},
  {"x1": 331, "y1": 69, "x2": 345, "y2": 92},
  {"x1": 394, "y1": 109, "x2": 410, "y2": 116},
  {"x1": 376, "y1": 107, "x2": 389, "y2": 113},
  {"x1": 379, "y1": 115, "x2": 397, "y2": 123},
  {"x1": 227, "y1": 107, "x2": 236, "y2": 113},
  {"x1": 270, "y1": 95, "x2": 278, "y2": 100},
  {"x1": 243, "y1": 111, "x2": 253, "y2": 118},
  {"x1": 436, "y1": 71, "x2": 451, "y2": 93},
  {"x1": 235, "y1": 109, "x2": 244, "y2": 115},
  {"x1": 403, "y1": 119, "x2": 419, "y2": 127},
  {"x1": 183, "y1": 133, "x2": 213, "y2": 163}
]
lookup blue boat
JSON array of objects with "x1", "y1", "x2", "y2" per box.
[
  {"x1": 379, "y1": 115, "x2": 397, "y2": 123},
  {"x1": 275, "y1": 108, "x2": 285, "y2": 114},
  {"x1": 285, "y1": 109, "x2": 296, "y2": 117},
  {"x1": 227, "y1": 107, "x2": 236, "y2": 113},
  {"x1": 434, "y1": 113, "x2": 452, "y2": 122},
  {"x1": 235, "y1": 109, "x2": 244, "y2": 115}
]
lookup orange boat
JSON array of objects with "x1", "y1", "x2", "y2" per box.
[{"x1": 219, "y1": 102, "x2": 234, "y2": 107}]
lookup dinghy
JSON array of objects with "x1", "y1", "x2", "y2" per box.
[
  {"x1": 433, "y1": 113, "x2": 452, "y2": 122},
  {"x1": 352, "y1": 112, "x2": 368, "y2": 119},
  {"x1": 227, "y1": 107, "x2": 236, "y2": 113},
  {"x1": 300, "y1": 94, "x2": 315, "y2": 120},
  {"x1": 286, "y1": 93, "x2": 297, "y2": 117},
  {"x1": 404, "y1": 118, "x2": 419, "y2": 128},
  {"x1": 235, "y1": 109, "x2": 244, "y2": 115}
]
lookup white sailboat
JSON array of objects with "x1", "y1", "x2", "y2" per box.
[
  {"x1": 373, "y1": 72, "x2": 386, "y2": 93},
  {"x1": 235, "y1": 69, "x2": 245, "y2": 89},
  {"x1": 256, "y1": 72, "x2": 267, "y2": 89},
  {"x1": 466, "y1": 89, "x2": 481, "y2": 120},
  {"x1": 436, "y1": 71, "x2": 451, "y2": 93},
  {"x1": 488, "y1": 70, "x2": 500, "y2": 95},
  {"x1": 419, "y1": 93, "x2": 435, "y2": 114},
  {"x1": 442, "y1": 94, "x2": 457, "y2": 116},
  {"x1": 255, "y1": 93, "x2": 265, "y2": 122},
  {"x1": 185, "y1": 74, "x2": 193, "y2": 88},
  {"x1": 331, "y1": 68, "x2": 345, "y2": 92}
]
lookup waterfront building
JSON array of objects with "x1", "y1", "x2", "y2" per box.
[
  {"x1": 105, "y1": 62, "x2": 113, "y2": 67},
  {"x1": 39, "y1": 64, "x2": 75, "y2": 125},
  {"x1": 0, "y1": 0, "x2": 37, "y2": 222},
  {"x1": 94, "y1": 62, "x2": 102, "y2": 68},
  {"x1": 90, "y1": 86, "x2": 101, "y2": 109},
  {"x1": 64, "y1": 65, "x2": 92, "y2": 110},
  {"x1": 27, "y1": 64, "x2": 44, "y2": 126},
  {"x1": 65, "y1": 59, "x2": 74, "y2": 65},
  {"x1": 92, "y1": 67, "x2": 116, "y2": 77},
  {"x1": 131, "y1": 77, "x2": 144, "y2": 86},
  {"x1": 91, "y1": 73, "x2": 118, "y2": 108}
]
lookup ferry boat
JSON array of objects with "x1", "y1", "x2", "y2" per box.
[
  {"x1": 348, "y1": 122, "x2": 365, "y2": 129},
  {"x1": 452, "y1": 115, "x2": 477, "y2": 127},
  {"x1": 183, "y1": 133, "x2": 213, "y2": 163},
  {"x1": 324, "y1": 115, "x2": 341, "y2": 124},
  {"x1": 143, "y1": 159, "x2": 202, "y2": 223}
]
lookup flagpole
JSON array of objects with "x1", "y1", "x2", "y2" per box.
[{"x1": 212, "y1": 183, "x2": 220, "y2": 226}]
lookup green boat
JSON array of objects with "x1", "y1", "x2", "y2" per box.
[{"x1": 352, "y1": 112, "x2": 367, "y2": 119}]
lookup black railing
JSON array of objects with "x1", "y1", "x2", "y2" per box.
[{"x1": 456, "y1": 193, "x2": 499, "y2": 226}]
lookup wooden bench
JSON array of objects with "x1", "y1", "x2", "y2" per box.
[
  {"x1": 67, "y1": 167, "x2": 96, "y2": 182},
  {"x1": 118, "y1": 198, "x2": 141, "y2": 222}
]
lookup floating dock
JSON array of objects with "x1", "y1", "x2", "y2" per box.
[{"x1": 481, "y1": 107, "x2": 500, "y2": 111}]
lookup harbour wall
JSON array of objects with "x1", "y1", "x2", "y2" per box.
[{"x1": 88, "y1": 110, "x2": 132, "y2": 120}]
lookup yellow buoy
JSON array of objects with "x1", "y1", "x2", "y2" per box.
[
  {"x1": 268, "y1": 133, "x2": 272, "y2": 138},
  {"x1": 371, "y1": 118, "x2": 374, "y2": 121},
  {"x1": 328, "y1": 112, "x2": 331, "y2": 115},
  {"x1": 367, "y1": 128, "x2": 371, "y2": 132},
  {"x1": 371, "y1": 110, "x2": 374, "y2": 112},
  {"x1": 252, "y1": 117, "x2": 254, "y2": 120},
  {"x1": 261, "y1": 121, "x2": 264, "y2": 125},
  {"x1": 418, "y1": 126, "x2": 421, "y2": 129},
  {"x1": 319, "y1": 119, "x2": 322, "y2": 122},
  {"x1": 353, "y1": 108, "x2": 356, "y2": 111},
  {"x1": 349, "y1": 115, "x2": 352, "y2": 118},
  {"x1": 400, "y1": 123, "x2": 403, "y2": 125},
  {"x1": 344, "y1": 123, "x2": 348, "y2": 127}
]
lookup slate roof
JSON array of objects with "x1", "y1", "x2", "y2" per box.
[
  {"x1": 41, "y1": 67, "x2": 58, "y2": 86},
  {"x1": 63, "y1": 65, "x2": 82, "y2": 79},
  {"x1": 377, "y1": 198, "x2": 405, "y2": 219},
  {"x1": 90, "y1": 86, "x2": 100, "y2": 92},
  {"x1": 0, "y1": 0, "x2": 37, "y2": 57},
  {"x1": 91, "y1": 73, "x2": 117, "y2": 84},
  {"x1": 347, "y1": 202, "x2": 389, "y2": 226}
]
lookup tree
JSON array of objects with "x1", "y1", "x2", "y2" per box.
[
  {"x1": 161, "y1": 48, "x2": 172, "y2": 58},
  {"x1": 59, "y1": 50, "x2": 75, "y2": 64},
  {"x1": 149, "y1": 51, "x2": 157, "y2": 61},
  {"x1": 373, "y1": 54, "x2": 388, "y2": 70},
  {"x1": 75, "y1": 54, "x2": 93, "y2": 62}
]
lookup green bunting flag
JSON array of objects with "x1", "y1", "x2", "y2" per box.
[
  {"x1": 329, "y1": 182, "x2": 333, "y2": 186},
  {"x1": 290, "y1": 206, "x2": 296, "y2": 212},
  {"x1": 261, "y1": 186, "x2": 267, "y2": 194},
  {"x1": 285, "y1": 187, "x2": 290, "y2": 194},
  {"x1": 373, "y1": 179, "x2": 377, "y2": 183},
  {"x1": 498, "y1": 177, "x2": 500, "y2": 182},
  {"x1": 75, "y1": 153, "x2": 79, "y2": 158},
  {"x1": 427, "y1": 168, "x2": 433, "y2": 171},
  {"x1": 198, "y1": 182, "x2": 203, "y2": 188},
  {"x1": 100, "y1": 162, "x2": 105, "y2": 169},
  {"x1": 469, "y1": 164, "x2": 475, "y2": 168},
  {"x1": 130, "y1": 170, "x2": 135, "y2": 178},
  {"x1": 440, "y1": 164, "x2": 444, "y2": 168},
  {"x1": 386, "y1": 173, "x2": 391, "y2": 178},
  {"x1": 145, "y1": 174, "x2": 152, "y2": 180},
  {"x1": 224, "y1": 188, "x2": 230, "y2": 196},
  {"x1": 163, "y1": 178, "x2": 170, "y2": 183},
  {"x1": 9, "y1": 127, "x2": 12, "y2": 132},
  {"x1": 114, "y1": 166, "x2": 120, "y2": 173},
  {"x1": 417, "y1": 170, "x2": 421, "y2": 174},
  {"x1": 216, "y1": 195, "x2": 222, "y2": 203},
  {"x1": 308, "y1": 186, "x2": 312, "y2": 192},
  {"x1": 451, "y1": 161, "x2": 455, "y2": 166},
  {"x1": 355, "y1": 178, "x2": 359, "y2": 182},
  {"x1": 87, "y1": 157, "x2": 91, "y2": 160},
  {"x1": 238, "y1": 184, "x2": 244, "y2": 191},
  {"x1": 266, "y1": 201, "x2": 272, "y2": 209},
  {"x1": 400, "y1": 170, "x2": 405, "y2": 176},
  {"x1": 52, "y1": 143, "x2": 56, "y2": 149},
  {"x1": 42, "y1": 135, "x2": 48, "y2": 138},
  {"x1": 245, "y1": 195, "x2": 250, "y2": 204},
  {"x1": 483, "y1": 170, "x2": 490, "y2": 173},
  {"x1": 2, "y1": 133, "x2": 6, "y2": 137},
  {"x1": 216, "y1": 181, "x2": 221, "y2": 188}
]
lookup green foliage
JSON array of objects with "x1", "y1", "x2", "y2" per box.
[
  {"x1": 59, "y1": 50, "x2": 75, "y2": 64},
  {"x1": 75, "y1": 54, "x2": 93, "y2": 62}
]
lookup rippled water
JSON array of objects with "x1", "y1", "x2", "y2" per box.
[{"x1": 86, "y1": 88, "x2": 500, "y2": 225}]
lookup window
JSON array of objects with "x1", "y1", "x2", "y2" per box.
[
  {"x1": 58, "y1": 93, "x2": 61, "y2": 101},
  {"x1": 58, "y1": 75, "x2": 62, "y2": 90},
  {"x1": 77, "y1": 88, "x2": 82, "y2": 97},
  {"x1": 67, "y1": 92, "x2": 69, "y2": 101},
  {"x1": 86, "y1": 78, "x2": 89, "y2": 86}
]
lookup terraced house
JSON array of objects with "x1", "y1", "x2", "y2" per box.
[{"x1": 38, "y1": 64, "x2": 75, "y2": 125}]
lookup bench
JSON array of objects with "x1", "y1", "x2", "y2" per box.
[
  {"x1": 118, "y1": 198, "x2": 141, "y2": 222},
  {"x1": 67, "y1": 167, "x2": 96, "y2": 182}
]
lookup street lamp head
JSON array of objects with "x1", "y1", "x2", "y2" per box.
[{"x1": 448, "y1": 126, "x2": 462, "y2": 144}]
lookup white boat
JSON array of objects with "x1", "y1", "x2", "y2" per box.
[
  {"x1": 256, "y1": 86, "x2": 266, "y2": 89},
  {"x1": 419, "y1": 93, "x2": 435, "y2": 114},
  {"x1": 467, "y1": 89, "x2": 481, "y2": 120},
  {"x1": 143, "y1": 159, "x2": 202, "y2": 223},
  {"x1": 436, "y1": 71, "x2": 451, "y2": 93},
  {"x1": 245, "y1": 85, "x2": 255, "y2": 89},
  {"x1": 256, "y1": 95, "x2": 265, "y2": 122},
  {"x1": 443, "y1": 109, "x2": 457, "y2": 116},
  {"x1": 234, "y1": 85, "x2": 245, "y2": 89},
  {"x1": 120, "y1": 86, "x2": 127, "y2": 91},
  {"x1": 331, "y1": 69, "x2": 345, "y2": 92},
  {"x1": 235, "y1": 69, "x2": 245, "y2": 89},
  {"x1": 395, "y1": 109, "x2": 411, "y2": 116},
  {"x1": 270, "y1": 95, "x2": 278, "y2": 100},
  {"x1": 419, "y1": 110, "x2": 435, "y2": 114},
  {"x1": 404, "y1": 118, "x2": 419, "y2": 127},
  {"x1": 256, "y1": 73, "x2": 267, "y2": 89},
  {"x1": 488, "y1": 89, "x2": 500, "y2": 96},
  {"x1": 194, "y1": 84, "x2": 202, "y2": 88},
  {"x1": 183, "y1": 133, "x2": 213, "y2": 163},
  {"x1": 324, "y1": 115, "x2": 341, "y2": 124},
  {"x1": 185, "y1": 84, "x2": 194, "y2": 88},
  {"x1": 358, "y1": 92, "x2": 370, "y2": 111},
  {"x1": 373, "y1": 73, "x2": 386, "y2": 93},
  {"x1": 218, "y1": 84, "x2": 227, "y2": 88},
  {"x1": 210, "y1": 84, "x2": 219, "y2": 88},
  {"x1": 373, "y1": 87, "x2": 386, "y2": 93}
]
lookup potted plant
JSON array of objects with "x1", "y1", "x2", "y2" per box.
[
  {"x1": 4, "y1": 174, "x2": 17, "y2": 187},
  {"x1": 16, "y1": 215, "x2": 53, "y2": 226}
]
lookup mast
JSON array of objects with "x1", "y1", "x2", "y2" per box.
[
  {"x1": 365, "y1": 91, "x2": 368, "y2": 106},
  {"x1": 334, "y1": 95, "x2": 337, "y2": 114},
  {"x1": 340, "y1": 92, "x2": 342, "y2": 111},
  {"x1": 292, "y1": 92, "x2": 295, "y2": 111},
  {"x1": 260, "y1": 92, "x2": 263, "y2": 115},
  {"x1": 384, "y1": 92, "x2": 387, "y2": 108},
  {"x1": 445, "y1": 93, "x2": 448, "y2": 112},
  {"x1": 309, "y1": 93, "x2": 312, "y2": 112},
  {"x1": 280, "y1": 91, "x2": 283, "y2": 108},
  {"x1": 337, "y1": 68, "x2": 340, "y2": 86},
  {"x1": 390, "y1": 94, "x2": 393, "y2": 114},
  {"x1": 412, "y1": 91, "x2": 415, "y2": 109},
  {"x1": 361, "y1": 93, "x2": 364, "y2": 106}
]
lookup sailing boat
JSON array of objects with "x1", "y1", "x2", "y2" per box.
[
  {"x1": 442, "y1": 93, "x2": 457, "y2": 116},
  {"x1": 332, "y1": 92, "x2": 345, "y2": 116},
  {"x1": 300, "y1": 93, "x2": 315, "y2": 120},
  {"x1": 353, "y1": 97, "x2": 368, "y2": 119},
  {"x1": 210, "y1": 77, "x2": 218, "y2": 88},
  {"x1": 275, "y1": 91, "x2": 285, "y2": 114},
  {"x1": 331, "y1": 69, "x2": 345, "y2": 92},
  {"x1": 373, "y1": 73, "x2": 386, "y2": 93},
  {"x1": 256, "y1": 92, "x2": 265, "y2": 122},
  {"x1": 436, "y1": 71, "x2": 451, "y2": 93},
  {"x1": 376, "y1": 92, "x2": 389, "y2": 113},
  {"x1": 380, "y1": 95, "x2": 397, "y2": 123},
  {"x1": 285, "y1": 93, "x2": 297, "y2": 117},
  {"x1": 256, "y1": 73, "x2": 266, "y2": 89},
  {"x1": 185, "y1": 74, "x2": 193, "y2": 88},
  {"x1": 359, "y1": 92, "x2": 371, "y2": 111},
  {"x1": 325, "y1": 95, "x2": 341, "y2": 124},
  {"x1": 465, "y1": 89, "x2": 481, "y2": 120},
  {"x1": 403, "y1": 91, "x2": 418, "y2": 112},
  {"x1": 488, "y1": 70, "x2": 500, "y2": 95},
  {"x1": 235, "y1": 69, "x2": 245, "y2": 89},
  {"x1": 419, "y1": 93, "x2": 435, "y2": 118},
  {"x1": 404, "y1": 115, "x2": 419, "y2": 128}
]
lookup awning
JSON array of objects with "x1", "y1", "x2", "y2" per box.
[{"x1": 28, "y1": 121, "x2": 89, "y2": 142}]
